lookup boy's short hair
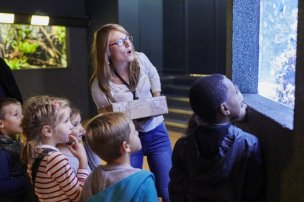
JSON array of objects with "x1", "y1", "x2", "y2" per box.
[
  {"x1": 0, "y1": 98, "x2": 20, "y2": 119},
  {"x1": 85, "y1": 112, "x2": 132, "y2": 163},
  {"x1": 189, "y1": 74, "x2": 227, "y2": 123}
]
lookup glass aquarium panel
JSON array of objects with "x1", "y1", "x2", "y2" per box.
[
  {"x1": 258, "y1": 0, "x2": 298, "y2": 108},
  {"x1": 0, "y1": 24, "x2": 67, "y2": 69}
]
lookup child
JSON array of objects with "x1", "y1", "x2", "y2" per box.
[
  {"x1": 0, "y1": 98, "x2": 33, "y2": 201},
  {"x1": 58, "y1": 107, "x2": 100, "y2": 173},
  {"x1": 169, "y1": 74, "x2": 265, "y2": 202},
  {"x1": 80, "y1": 112, "x2": 158, "y2": 202},
  {"x1": 21, "y1": 95, "x2": 89, "y2": 202}
]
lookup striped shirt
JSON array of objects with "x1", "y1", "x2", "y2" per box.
[{"x1": 27, "y1": 145, "x2": 89, "y2": 202}]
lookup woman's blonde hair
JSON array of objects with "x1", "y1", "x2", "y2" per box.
[
  {"x1": 21, "y1": 95, "x2": 70, "y2": 163},
  {"x1": 85, "y1": 112, "x2": 132, "y2": 163},
  {"x1": 90, "y1": 23, "x2": 140, "y2": 101}
]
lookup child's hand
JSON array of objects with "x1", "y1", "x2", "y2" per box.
[{"x1": 68, "y1": 135, "x2": 88, "y2": 169}]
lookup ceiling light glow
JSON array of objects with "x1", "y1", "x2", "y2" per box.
[
  {"x1": 31, "y1": 15, "x2": 49, "y2": 25},
  {"x1": 0, "y1": 13, "x2": 15, "y2": 23}
]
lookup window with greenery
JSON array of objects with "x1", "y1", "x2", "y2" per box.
[
  {"x1": 0, "y1": 24, "x2": 67, "y2": 70},
  {"x1": 258, "y1": 0, "x2": 298, "y2": 108}
]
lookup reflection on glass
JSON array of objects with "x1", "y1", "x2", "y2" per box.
[
  {"x1": 258, "y1": 0, "x2": 298, "y2": 108},
  {"x1": 0, "y1": 24, "x2": 67, "y2": 70}
]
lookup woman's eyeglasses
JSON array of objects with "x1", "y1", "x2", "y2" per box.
[{"x1": 109, "y1": 35, "x2": 133, "y2": 47}]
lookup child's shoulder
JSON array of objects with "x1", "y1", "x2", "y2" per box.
[
  {"x1": 0, "y1": 148, "x2": 10, "y2": 159},
  {"x1": 228, "y1": 125, "x2": 259, "y2": 144},
  {"x1": 135, "y1": 169, "x2": 154, "y2": 179},
  {"x1": 40, "y1": 150, "x2": 70, "y2": 172},
  {"x1": 46, "y1": 149, "x2": 67, "y2": 157},
  {"x1": 43, "y1": 150, "x2": 68, "y2": 164},
  {"x1": 175, "y1": 134, "x2": 194, "y2": 147}
]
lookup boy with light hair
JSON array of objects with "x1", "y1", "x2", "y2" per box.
[{"x1": 80, "y1": 112, "x2": 158, "y2": 202}]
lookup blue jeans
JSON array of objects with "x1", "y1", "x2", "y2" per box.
[{"x1": 131, "y1": 123, "x2": 172, "y2": 202}]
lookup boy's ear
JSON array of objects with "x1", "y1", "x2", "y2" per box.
[
  {"x1": 0, "y1": 120, "x2": 4, "y2": 129},
  {"x1": 41, "y1": 125, "x2": 53, "y2": 138},
  {"x1": 220, "y1": 103, "x2": 230, "y2": 116},
  {"x1": 121, "y1": 141, "x2": 131, "y2": 153}
]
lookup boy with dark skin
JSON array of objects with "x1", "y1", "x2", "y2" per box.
[{"x1": 169, "y1": 74, "x2": 265, "y2": 202}]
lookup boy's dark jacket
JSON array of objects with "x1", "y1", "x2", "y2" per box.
[
  {"x1": 0, "y1": 135, "x2": 36, "y2": 202},
  {"x1": 169, "y1": 124, "x2": 265, "y2": 202},
  {"x1": 0, "y1": 135, "x2": 24, "y2": 176}
]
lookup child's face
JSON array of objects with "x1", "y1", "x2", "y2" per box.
[
  {"x1": 234, "y1": 86, "x2": 247, "y2": 121},
  {"x1": 223, "y1": 78, "x2": 247, "y2": 121},
  {"x1": 53, "y1": 108, "x2": 73, "y2": 144},
  {"x1": 128, "y1": 122, "x2": 141, "y2": 153},
  {"x1": 0, "y1": 103, "x2": 23, "y2": 137},
  {"x1": 70, "y1": 113, "x2": 85, "y2": 142}
]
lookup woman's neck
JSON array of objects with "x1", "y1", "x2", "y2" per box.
[
  {"x1": 110, "y1": 63, "x2": 130, "y2": 84},
  {"x1": 111, "y1": 61, "x2": 129, "y2": 74}
]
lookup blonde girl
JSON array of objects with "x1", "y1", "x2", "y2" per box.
[
  {"x1": 58, "y1": 107, "x2": 99, "y2": 173},
  {"x1": 21, "y1": 95, "x2": 89, "y2": 202}
]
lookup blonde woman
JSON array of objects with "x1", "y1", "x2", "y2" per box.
[{"x1": 90, "y1": 24, "x2": 172, "y2": 202}]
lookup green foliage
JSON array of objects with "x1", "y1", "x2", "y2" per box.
[
  {"x1": 5, "y1": 58, "x2": 26, "y2": 70},
  {"x1": 11, "y1": 40, "x2": 39, "y2": 55},
  {"x1": 0, "y1": 24, "x2": 67, "y2": 69}
]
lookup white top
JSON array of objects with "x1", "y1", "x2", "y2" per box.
[
  {"x1": 58, "y1": 145, "x2": 92, "y2": 173},
  {"x1": 91, "y1": 52, "x2": 164, "y2": 132}
]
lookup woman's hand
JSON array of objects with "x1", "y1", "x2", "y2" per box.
[{"x1": 152, "y1": 91, "x2": 161, "y2": 97}]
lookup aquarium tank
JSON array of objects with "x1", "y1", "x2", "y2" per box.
[
  {"x1": 258, "y1": 0, "x2": 298, "y2": 108},
  {"x1": 0, "y1": 24, "x2": 67, "y2": 70}
]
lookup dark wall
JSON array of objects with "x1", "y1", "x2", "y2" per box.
[
  {"x1": 163, "y1": 0, "x2": 226, "y2": 75},
  {"x1": 119, "y1": 0, "x2": 163, "y2": 73},
  {"x1": 163, "y1": 0, "x2": 186, "y2": 74},
  {"x1": 0, "y1": 0, "x2": 91, "y2": 118},
  {"x1": 87, "y1": 0, "x2": 118, "y2": 35},
  {"x1": 0, "y1": 0, "x2": 87, "y2": 17}
]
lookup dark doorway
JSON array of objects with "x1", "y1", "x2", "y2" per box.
[{"x1": 163, "y1": 0, "x2": 226, "y2": 75}]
